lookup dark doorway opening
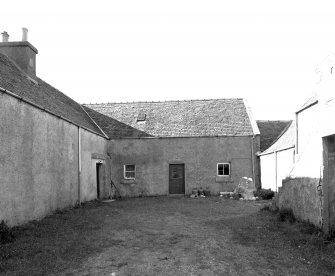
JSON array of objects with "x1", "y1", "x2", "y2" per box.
[
  {"x1": 324, "y1": 134, "x2": 335, "y2": 232},
  {"x1": 169, "y1": 164, "x2": 185, "y2": 194},
  {"x1": 96, "y1": 163, "x2": 102, "y2": 199}
]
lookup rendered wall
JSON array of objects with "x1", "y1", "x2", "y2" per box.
[
  {"x1": 278, "y1": 177, "x2": 323, "y2": 227},
  {"x1": 276, "y1": 149, "x2": 295, "y2": 189},
  {"x1": 80, "y1": 129, "x2": 111, "y2": 202},
  {"x1": 277, "y1": 67, "x2": 335, "y2": 232},
  {"x1": 260, "y1": 154, "x2": 276, "y2": 190},
  {"x1": 0, "y1": 92, "x2": 109, "y2": 226},
  {"x1": 277, "y1": 120, "x2": 323, "y2": 228},
  {"x1": 297, "y1": 103, "x2": 320, "y2": 156},
  {"x1": 260, "y1": 149, "x2": 294, "y2": 191},
  {"x1": 108, "y1": 136, "x2": 259, "y2": 197}
]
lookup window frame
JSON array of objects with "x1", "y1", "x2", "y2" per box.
[
  {"x1": 124, "y1": 164, "x2": 136, "y2": 179},
  {"x1": 217, "y1": 162, "x2": 230, "y2": 177}
]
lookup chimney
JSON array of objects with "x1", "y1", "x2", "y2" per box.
[
  {"x1": 22, "y1": 27, "x2": 28, "y2": 41},
  {"x1": 1, "y1": 31, "x2": 9, "y2": 42},
  {"x1": 0, "y1": 28, "x2": 38, "y2": 80}
]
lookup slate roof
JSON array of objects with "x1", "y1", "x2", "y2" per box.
[
  {"x1": 257, "y1": 120, "x2": 292, "y2": 152},
  {"x1": 259, "y1": 121, "x2": 295, "y2": 155},
  {"x1": 84, "y1": 99, "x2": 256, "y2": 138},
  {"x1": 83, "y1": 106, "x2": 153, "y2": 139},
  {"x1": 0, "y1": 53, "x2": 104, "y2": 136}
]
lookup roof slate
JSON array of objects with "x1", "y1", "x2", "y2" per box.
[
  {"x1": 257, "y1": 120, "x2": 292, "y2": 152},
  {"x1": 84, "y1": 99, "x2": 255, "y2": 138},
  {"x1": 83, "y1": 106, "x2": 153, "y2": 139},
  {"x1": 0, "y1": 53, "x2": 104, "y2": 136}
]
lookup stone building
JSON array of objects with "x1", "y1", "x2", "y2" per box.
[
  {"x1": 258, "y1": 121, "x2": 295, "y2": 191},
  {"x1": 84, "y1": 99, "x2": 260, "y2": 197},
  {"x1": 0, "y1": 29, "x2": 260, "y2": 226},
  {"x1": 0, "y1": 30, "x2": 112, "y2": 226},
  {"x1": 274, "y1": 55, "x2": 335, "y2": 233}
]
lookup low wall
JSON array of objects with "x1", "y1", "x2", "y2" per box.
[{"x1": 278, "y1": 177, "x2": 323, "y2": 228}]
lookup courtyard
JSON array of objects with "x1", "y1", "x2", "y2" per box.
[{"x1": 1, "y1": 196, "x2": 335, "y2": 276}]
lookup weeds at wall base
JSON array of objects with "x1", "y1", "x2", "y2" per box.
[
  {"x1": 0, "y1": 220, "x2": 14, "y2": 244},
  {"x1": 278, "y1": 208, "x2": 296, "y2": 224},
  {"x1": 261, "y1": 206, "x2": 331, "y2": 244}
]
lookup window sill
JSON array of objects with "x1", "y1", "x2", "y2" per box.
[
  {"x1": 215, "y1": 176, "x2": 232, "y2": 183},
  {"x1": 121, "y1": 179, "x2": 137, "y2": 184}
]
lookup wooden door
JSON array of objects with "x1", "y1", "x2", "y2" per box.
[{"x1": 169, "y1": 164, "x2": 185, "y2": 194}]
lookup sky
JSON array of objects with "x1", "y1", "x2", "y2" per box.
[{"x1": 2, "y1": 0, "x2": 335, "y2": 120}]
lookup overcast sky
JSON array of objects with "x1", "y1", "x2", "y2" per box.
[{"x1": 2, "y1": 1, "x2": 335, "y2": 119}]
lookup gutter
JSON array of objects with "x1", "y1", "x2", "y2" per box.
[
  {"x1": 275, "y1": 151, "x2": 278, "y2": 191},
  {"x1": 296, "y1": 100, "x2": 318, "y2": 114},
  {"x1": 109, "y1": 134, "x2": 256, "y2": 140},
  {"x1": 0, "y1": 86, "x2": 107, "y2": 139},
  {"x1": 251, "y1": 135, "x2": 256, "y2": 184},
  {"x1": 258, "y1": 146, "x2": 295, "y2": 156}
]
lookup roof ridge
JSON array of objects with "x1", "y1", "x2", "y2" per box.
[
  {"x1": 84, "y1": 98, "x2": 244, "y2": 105},
  {"x1": 256, "y1": 120, "x2": 292, "y2": 122}
]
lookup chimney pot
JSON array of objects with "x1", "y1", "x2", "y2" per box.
[
  {"x1": 1, "y1": 31, "x2": 9, "y2": 42},
  {"x1": 22, "y1": 27, "x2": 28, "y2": 41}
]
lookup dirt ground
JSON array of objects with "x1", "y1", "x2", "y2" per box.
[{"x1": 1, "y1": 197, "x2": 335, "y2": 276}]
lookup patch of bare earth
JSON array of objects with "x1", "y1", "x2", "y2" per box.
[{"x1": 1, "y1": 197, "x2": 335, "y2": 275}]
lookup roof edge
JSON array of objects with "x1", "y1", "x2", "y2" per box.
[
  {"x1": 109, "y1": 134, "x2": 255, "y2": 140},
  {"x1": 0, "y1": 86, "x2": 107, "y2": 139},
  {"x1": 296, "y1": 100, "x2": 318, "y2": 114},
  {"x1": 259, "y1": 120, "x2": 295, "y2": 155},
  {"x1": 0, "y1": 41, "x2": 38, "y2": 54},
  {"x1": 243, "y1": 98, "x2": 260, "y2": 135},
  {"x1": 80, "y1": 105, "x2": 109, "y2": 139},
  {"x1": 258, "y1": 146, "x2": 295, "y2": 156},
  {"x1": 83, "y1": 98, "x2": 245, "y2": 106}
]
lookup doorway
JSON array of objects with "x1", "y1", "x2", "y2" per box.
[
  {"x1": 324, "y1": 134, "x2": 335, "y2": 232},
  {"x1": 96, "y1": 163, "x2": 102, "y2": 199},
  {"x1": 169, "y1": 164, "x2": 185, "y2": 194}
]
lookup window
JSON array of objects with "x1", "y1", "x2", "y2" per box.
[
  {"x1": 137, "y1": 112, "x2": 146, "y2": 122},
  {"x1": 217, "y1": 163, "x2": 230, "y2": 176},
  {"x1": 124, "y1": 164, "x2": 136, "y2": 179}
]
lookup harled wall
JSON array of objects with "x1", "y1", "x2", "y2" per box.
[
  {"x1": 108, "y1": 135, "x2": 260, "y2": 197},
  {"x1": 0, "y1": 92, "x2": 109, "y2": 226}
]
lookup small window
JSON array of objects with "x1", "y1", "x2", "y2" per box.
[
  {"x1": 217, "y1": 163, "x2": 230, "y2": 176},
  {"x1": 124, "y1": 164, "x2": 136, "y2": 179},
  {"x1": 137, "y1": 113, "x2": 146, "y2": 122}
]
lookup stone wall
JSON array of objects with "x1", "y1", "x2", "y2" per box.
[
  {"x1": 278, "y1": 177, "x2": 323, "y2": 228},
  {"x1": 108, "y1": 136, "x2": 259, "y2": 197}
]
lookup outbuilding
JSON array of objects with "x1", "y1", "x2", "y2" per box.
[{"x1": 84, "y1": 99, "x2": 260, "y2": 197}]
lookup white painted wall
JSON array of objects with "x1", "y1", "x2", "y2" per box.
[
  {"x1": 260, "y1": 154, "x2": 276, "y2": 190},
  {"x1": 277, "y1": 149, "x2": 295, "y2": 186},
  {"x1": 260, "y1": 148, "x2": 295, "y2": 191}
]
